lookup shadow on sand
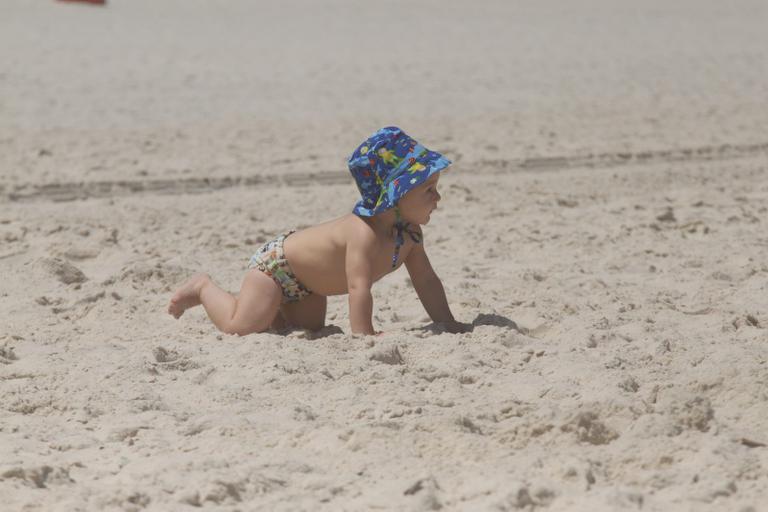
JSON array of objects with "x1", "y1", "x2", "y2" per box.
[
  {"x1": 408, "y1": 312, "x2": 528, "y2": 335},
  {"x1": 272, "y1": 313, "x2": 529, "y2": 338}
]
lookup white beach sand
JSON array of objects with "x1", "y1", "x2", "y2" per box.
[{"x1": 1, "y1": 0, "x2": 767, "y2": 510}]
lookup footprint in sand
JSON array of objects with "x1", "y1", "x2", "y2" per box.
[
  {"x1": 40, "y1": 258, "x2": 87, "y2": 285},
  {"x1": 368, "y1": 344, "x2": 404, "y2": 365},
  {"x1": 153, "y1": 346, "x2": 180, "y2": 363},
  {"x1": 656, "y1": 207, "x2": 676, "y2": 223},
  {"x1": 618, "y1": 376, "x2": 640, "y2": 393},
  {"x1": 149, "y1": 346, "x2": 199, "y2": 372},
  {"x1": 561, "y1": 411, "x2": 619, "y2": 445},
  {"x1": 0, "y1": 343, "x2": 18, "y2": 364},
  {"x1": 1, "y1": 465, "x2": 75, "y2": 488}
]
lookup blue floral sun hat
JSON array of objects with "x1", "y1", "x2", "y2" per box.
[{"x1": 348, "y1": 126, "x2": 452, "y2": 217}]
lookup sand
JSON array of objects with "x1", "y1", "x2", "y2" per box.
[{"x1": 1, "y1": 0, "x2": 767, "y2": 510}]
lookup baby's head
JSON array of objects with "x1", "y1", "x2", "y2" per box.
[{"x1": 347, "y1": 126, "x2": 451, "y2": 225}]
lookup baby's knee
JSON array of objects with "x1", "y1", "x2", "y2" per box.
[
  {"x1": 304, "y1": 318, "x2": 325, "y2": 332},
  {"x1": 221, "y1": 308, "x2": 276, "y2": 336},
  {"x1": 220, "y1": 322, "x2": 268, "y2": 337}
]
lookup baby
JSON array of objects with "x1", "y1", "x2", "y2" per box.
[{"x1": 168, "y1": 126, "x2": 469, "y2": 335}]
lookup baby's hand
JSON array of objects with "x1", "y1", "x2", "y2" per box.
[{"x1": 442, "y1": 321, "x2": 473, "y2": 334}]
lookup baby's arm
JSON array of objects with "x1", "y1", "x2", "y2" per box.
[
  {"x1": 345, "y1": 227, "x2": 377, "y2": 335},
  {"x1": 405, "y1": 241, "x2": 470, "y2": 333}
]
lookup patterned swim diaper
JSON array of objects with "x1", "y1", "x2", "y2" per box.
[{"x1": 248, "y1": 231, "x2": 312, "y2": 303}]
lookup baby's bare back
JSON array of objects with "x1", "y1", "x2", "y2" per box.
[{"x1": 282, "y1": 214, "x2": 417, "y2": 296}]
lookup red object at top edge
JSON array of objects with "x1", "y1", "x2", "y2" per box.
[{"x1": 57, "y1": 0, "x2": 107, "y2": 5}]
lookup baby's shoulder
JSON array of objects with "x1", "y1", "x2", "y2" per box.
[{"x1": 341, "y1": 214, "x2": 378, "y2": 245}]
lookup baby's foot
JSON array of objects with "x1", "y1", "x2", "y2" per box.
[{"x1": 168, "y1": 273, "x2": 209, "y2": 319}]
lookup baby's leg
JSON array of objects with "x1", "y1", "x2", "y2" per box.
[
  {"x1": 169, "y1": 270, "x2": 282, "y2": 335},
  {"x1": 280, "y1": 293, "x2": 327, "y2": 331}
]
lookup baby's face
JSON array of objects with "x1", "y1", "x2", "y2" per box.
[{"x1": 398, "y1": 174, "x2": 441, "y2": 225}]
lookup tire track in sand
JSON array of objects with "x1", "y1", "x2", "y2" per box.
[{"x1": 2, "y1": 140, "x2": 767, "y2": 203}]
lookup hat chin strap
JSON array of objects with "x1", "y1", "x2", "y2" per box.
[
  {"x1": 394, "y1": 205, "x2": 403, "y2": 223},
  {"x1": 390, "y1": 205, "x2": 422, "y2": 268}
]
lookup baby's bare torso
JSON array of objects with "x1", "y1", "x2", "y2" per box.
[{"x1": 282, "y1": 214, "x2": 417, "y2": 296}]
